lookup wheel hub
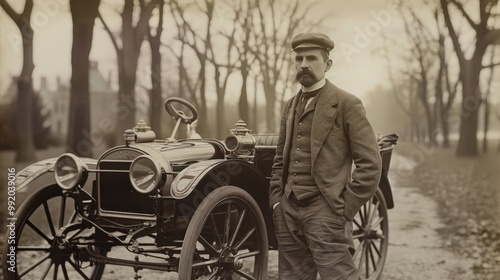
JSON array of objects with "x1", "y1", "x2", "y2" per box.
[
  {"x1": 218, "y1": 246, "x2": 243, "y2": 277},
  {"x1": 361, "y1": 225, "x2": 381, "y2": 240},
  {"x1": 50, "y1": 238, "x2": 77, "y2": 264}
]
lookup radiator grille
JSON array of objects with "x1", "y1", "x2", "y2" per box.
[{"x1": 98, "y1": 161, "x2": 155, "y2": 215}]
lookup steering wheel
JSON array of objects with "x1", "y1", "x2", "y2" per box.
[{"x1": 164, "y1": 97, "x2": 198, "y2": 124}]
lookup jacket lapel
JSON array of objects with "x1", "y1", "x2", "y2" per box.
[
  {"x1": 283, "y1": 94, "x2": 300, "y2": 169},
  {"x1": 302, "y1": 99, "x2": 316, "y2": 117},
  {"x1": 311, "y1": 82, "x2": 338, "y2": 168}
]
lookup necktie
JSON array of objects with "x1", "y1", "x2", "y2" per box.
[{"x1": 297, "y1": 90, "x2": 319, "y2": 116}]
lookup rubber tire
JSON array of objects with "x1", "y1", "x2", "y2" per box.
[
  {"x1": 178, "y1": 186, "x2": 268, "y2": 279},
  {"x1": 2, "y1": 184, "x2": 105, "y2": 280},
  {"x1": 353, "y1": 188, "x2": 389, "y2": 280}
]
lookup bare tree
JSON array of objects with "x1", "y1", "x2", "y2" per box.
[
  {"x1": 167, "y1": 0, "x2": 211, "y2": 137},
  {"x1": 441, "y1": 0, "x2": 500, "y2": 156},
  {"x1": 251, "y1": 0, "x2": 313, "y2": 131},
  {"x1": 435, "y1": 8, "x2": 460, "y2": 148},
  {"x1": 253, "y1": 75, "x2": 259, "y2": 131},
  {"x1": 0, "y1": 0, "x2": 36, "y2": 162},
  {"x1": 495, "y1": 105, "x2": 500, "y2": 153},
  {"x1": 205, "y1": 0, "x2": 240, "y2": 138},
  {"x1": 223, "y1": 0, "x2": 255, "y2": 128},
  {"x1": 98, "y1": 0, "x2": 158, "y2": 143},
  {"x1": 380, "y1": 35, "x2": 422, "y2": 142},
  {"x1": 67, "y1": 0, "x2": 101, "y2": 157},
  {"x1": 482, "y1": 46, "x2": 497, "y2": 152},
  {"x1": 163, "y1": 3, "x2": 195, "y2": 103},
  {"x1": 400, "y1": 5, "x2": 441, "y2": 146}
]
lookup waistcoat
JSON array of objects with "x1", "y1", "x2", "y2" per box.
[{"x1": 285, "y1": 90, "x2": 323, "y2": 200}]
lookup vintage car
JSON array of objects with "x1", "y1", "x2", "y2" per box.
[{"x1": 3, "y1": 97, "x2": 398, "y2": 280}]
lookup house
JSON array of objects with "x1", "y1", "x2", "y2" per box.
[
  {"x1": 39, "y1": 61, "x2": 117, "y2": 142},
  {"x1": 0, "y1": 77, "x2": 52, "y2": 149}
]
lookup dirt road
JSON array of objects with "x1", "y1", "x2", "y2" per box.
[{"x1": 381, "y1": 153, "x2": 473, "y2": 280}]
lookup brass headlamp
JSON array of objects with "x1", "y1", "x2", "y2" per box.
[{"x1": 224, "y1": 120, "x2": 255, "y2": 156}]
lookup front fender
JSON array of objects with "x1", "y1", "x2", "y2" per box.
[
  {"x1": 379, "y1": 172, "x2": 394, "y2": 209},
  {"x1": 170, "y1": 159, "x2": 249, "y2": 199},
  {"x1": 16, "y1": 157, "x2": 97, "y2": 192}
]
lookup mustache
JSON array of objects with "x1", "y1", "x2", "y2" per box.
[{"x1": 295, "y1": 69, "x2": 317, "y2": 81}]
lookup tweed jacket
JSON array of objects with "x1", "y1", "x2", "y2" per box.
[{"x1": 269, "y1": 80, "x2": 382, "y2": 220}]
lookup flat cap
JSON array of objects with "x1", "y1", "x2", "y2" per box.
[{"x1": 291, "y1": 32, "x2": 335, "y2": 52}]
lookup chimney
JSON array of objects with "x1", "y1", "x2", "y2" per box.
[{"x1": 41, "y1": 76, "x2": 47, "y2": 90}]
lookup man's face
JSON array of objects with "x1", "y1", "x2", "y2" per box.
[{"x1": 294, "y1": 48, "x2": 332, "y2": 87}]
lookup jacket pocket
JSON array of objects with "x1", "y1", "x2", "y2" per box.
[{"x1": 329, "y1": 125, "x2": 344, "y2": 135}]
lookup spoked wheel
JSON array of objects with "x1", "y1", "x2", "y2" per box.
[
  {"x1": 178, "y1": 186, "x2": 268, "y2": 279},
  {"x1": 2, "y1": 185, "x2": 105, "y2": 280},
  {"x1": 352, "y1": 188, "x2": 389, "y2": 280}
]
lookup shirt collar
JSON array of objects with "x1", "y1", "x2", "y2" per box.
[{"x1": 302, "y1": 78, "x2": 326, "y2": 93}]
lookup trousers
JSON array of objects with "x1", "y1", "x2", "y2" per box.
[{"x1": 273, "y1": 192, "x2": 358, "y2": 280}]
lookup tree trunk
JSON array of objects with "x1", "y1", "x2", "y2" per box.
[
  {"x1": 148, "y1": 0, "x2": 163, "y2": 137},
  {"x1": 239, "y1": 68, "x2": 250, "y2": 127},
  {"x1": 115, "y1": 2, "x2": 138, "y2": 142},
  {"x1": 115, "y1": 63, "x2": 138, "y2": 142},
  {"x1": 482, "y1": 98, "x2": 489, "y2": 153},
  {"x1": 263, "y1": 82, "x2": 277, "y2": 132},
  {"x1": 441, "y1": 116, "x2": 450, "y2": 148},
  {"x1": 427, "y1": 116, "x2": 437, "y2": 147},
  {"x1": 253, "y1": 77, "x2": 258, "y2": 132},
  {"x1": 440, "y1": 0, "x2": 496, "y2": 156},
  {"x1": 1, "y1": 0, "x2": 37, "y2": 162},
  {"x1": 150, "y1": 45, "x2": 162, "y2": 137},
  {"x1": 456, "y1": 105, "x2": 480, "y2": 156},
  {"x1": 15, "y1": 76, "x2": 36, "y2": 162},
  {"x1": 197, "y1": 61, "x2": 209, "y2": 138},
  {"x1": 67, "y1": 0, "x2": 100, "y2": 157},
  {"x1": 410, "y1": 81, "x2": 418, "y2": 143},
  {"x1": 99, "y1": 0, "x2": 157, "y2": 144},
  {"x1": 456, "y1": 63, "x2": 482, "y2": 156},
  {"x1": 216, "y1": 93, "x2": 225, "y2": 139},
  {"x1": 435, "y1": 32, "x2": 446, "y2": 148},
  {"x1": 212, "y1": 62, "x2": 225, "y2": 139}
]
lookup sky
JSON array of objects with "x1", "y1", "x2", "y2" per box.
[
  {"x1": 1, "y1": 0, "x2": 493, "y2": 107},
  {"x1": 0, "y1": 0, "x2": 410, "y2": 99}
]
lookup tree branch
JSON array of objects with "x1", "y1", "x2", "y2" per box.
[
  {"x1": 483, "y1": 45, "x2": 497, "y2": 99},
  {"x1": 448, "y1": 0, "x2": 479, "y2": 31},
  {"x1": 441, "y1": 0, "x2": 467, "y2": 66},
  {"x1": 484, "y1": 29, "x2": 500, "y2": 45},
  {"x1": 147, "y1": 0, "x2": 164, "y2": 41},
  {"x1": 24, "y1": 0, "x2": 33, "y2": 18},
  {"x1": 482, "y1": 61, "x2": 500, "y2": 68},
  {"x1": 135, "y1": 0, "x2": 159, "y2": 50},
  {"x1": 0, "y1": 0, "x2": 20, "y2": 21},
  {"x1": 444, "y1": 61, "x2": 460, "y2": 112},
  {"x1": 97, "y1": 11, "x2": 121, "y2": 55},
  {"x1": 0, "y1": 0, "x2": 32, "y2": 26}
]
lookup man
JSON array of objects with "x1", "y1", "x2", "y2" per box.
[{"x1": 269, "y1": 32, "x2": 382, "y2": 279}]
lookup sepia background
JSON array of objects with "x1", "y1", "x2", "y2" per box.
[{"x1": 0, "y1": 0, "x2": 499, "y2": 279}]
